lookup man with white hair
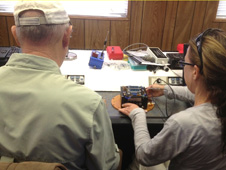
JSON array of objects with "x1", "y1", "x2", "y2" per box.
[{"x1": 0, "y1": 2, "x2": 121, "y2": 170}]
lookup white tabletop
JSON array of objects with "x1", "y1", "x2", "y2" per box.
[{"x1": 60, "y1": 50, "x2": 182, "y2": 91}]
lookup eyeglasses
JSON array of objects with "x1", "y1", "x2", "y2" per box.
[{"x1": 178, "y1": 60, "x2": 195, "y2": 67}]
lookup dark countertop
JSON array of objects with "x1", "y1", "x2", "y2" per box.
[{"x1": 97, "y1": 91, "x2": 191, "y2": 124}]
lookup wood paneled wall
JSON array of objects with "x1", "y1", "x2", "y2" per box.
[{"x1": 1, "y1": 1, "x2": 226, "y2": 51}]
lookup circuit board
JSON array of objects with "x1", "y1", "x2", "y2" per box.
[{"x1": 121, "y1": 86, "x2": 148, "y2": 109}]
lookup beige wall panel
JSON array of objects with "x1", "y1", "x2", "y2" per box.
[
  {"x1": 203, "y1": 1, "x2": 219, "y2": 30},
  {"x1": 85, "y1": 20, "x2": 110, "y2": 50},
  {"x1": 110, "y1": 20, "x2": 130, "y2": 50},
  {"x1": 69, "y1": 19, "x2": 85, "y2": 49},
  {"x1": 172, "y1": 1, "x2": 195, "y2": 51},
  {"x1": 190, "y1": 1, "x2": 207, "y2": 39},
  {"x1": 0, "y1": 16, "x2": 9, "y2": 46},
  {"x1": 129, "y1": 1, "x2": 143, "y2": 45},
  {"x1": 141, "y1": 1, "x2": 167, "y2": 48},
  {"x1": 1, "y1": 1, "x2": 226, "y2": 52},
  {"x1": 219, "y1": 23, "x2": 226, "y2": 32},
  {"x1": 162, "y1": 1, "x2": 178, "y2": 51}
]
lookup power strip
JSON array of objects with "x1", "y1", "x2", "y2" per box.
[
  {"x1": 168, "y1": 77, "x2": 184, "y2": 86},
  {"x1": 149, "y1": 76, "x2": 184, "y2": 86}
]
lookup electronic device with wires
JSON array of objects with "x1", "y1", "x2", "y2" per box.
[
  {"x1": 123, "y1": 43, "x2": 169, "y2": 72},
  {"x1": 121, "y1": 86, "x2": 148, "y2": 109},
  {"x1": 88, "y1": 50, "x2": 104, "y2": 69},
  {"x1": 146, "y1": 47, "x2": 169, "y2": 65},
  {"x1": 123, "y1": 50, "x2": 155, "y2": 65},
  {"x1": 0, "y1": 46, "x2": 21, "y2": 66},
  {"x1": 66, "y1": 75, "x2": 85, "y2": 85},
  {"x1": 124, "y1": 50, "x2": 169, "y2": 72},
  {"x1": 88, "y1": 31, "x2": 109, "y2": 69}
]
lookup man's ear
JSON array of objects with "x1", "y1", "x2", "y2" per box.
[
  {"x1": 11, "y1": 25, "x2": 20, "y2": 46},
  {"x1": 62, "y1": 25, "x2": 73, "y2": 48}
]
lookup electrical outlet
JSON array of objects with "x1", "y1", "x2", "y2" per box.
[{"x1": 149, "y1": 76, "x2": 168, "y2": 85}]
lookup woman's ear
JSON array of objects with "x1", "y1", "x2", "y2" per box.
[
  {"x1": 62, "y1": 25, "x2": 73, "y2": 48},
  {"x1": 11, "y1": 25, "x2": 20, "y2": 46},
  {"x1": 193, "y1": 65, "x2": 201, "y2": 80}
]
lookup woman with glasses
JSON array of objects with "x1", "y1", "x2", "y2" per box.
[{"x1": 120, "y1": 28, "x2": 226, "y2": 170}]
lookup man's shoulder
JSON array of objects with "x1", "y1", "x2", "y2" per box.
[
  {"x1": 59, "y1": 78, "x2": 101, "y2": 101},
  {"x1": 72, "y1": 85, "x2": 101, "y2": 100}
]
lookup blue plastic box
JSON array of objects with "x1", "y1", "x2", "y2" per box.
[{"x1": 88, "y1": 50, "x2": 104, "y2": 69}]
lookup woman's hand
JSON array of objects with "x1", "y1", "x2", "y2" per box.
[
  {"x1": 118, "y1": 103, "x2": 139, "y2": 116},
  {"x1": 146, "y1": 84, "x2": 165, "y2": 98}
]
